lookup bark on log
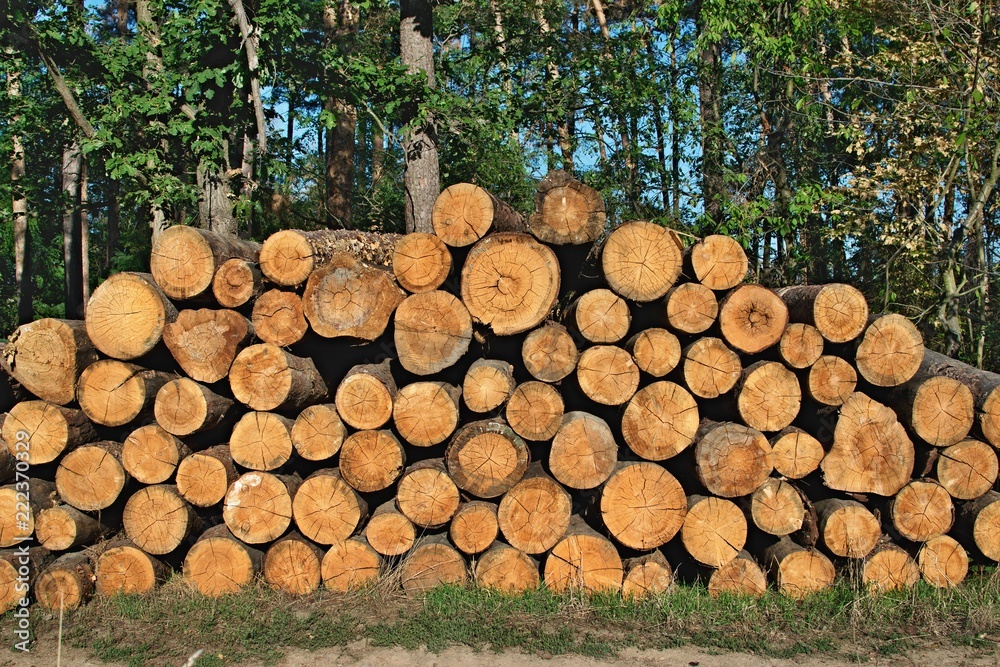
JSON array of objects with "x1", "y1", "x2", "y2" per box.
[
  {"x1": 446, "y1": 419, "x2": 529, "y2": 498},
  {"x1": 707, "y1": 550, "x2": 767, "y2": 597},
  {"x1": 363, "y1": 501, "x2": 416, "y2": 557},
  {"x1": 621, "y1": 381, "x2": 699, "y2": 461},
  {"x1": 394, "y1": 291, "x2": 472, "y2": 375},
  {"x1": 497, "y1": 462, "x2": 572, "y2": 555},
  {"x1": 888, "y1": 373, "x2": 975, "y2": 447},
  {"x1": 565, "y1": 288, "x2": 631, "y2": 344},
  {"x1": 686, "y1": 234, "x2": 748, "y2": 291},
  {"x1": 175, "y1": 444, "x2": 237, "y2": 508},
  {"x1": 694, "y1": 421, "x2": 773, "y2": 498},
  {"x1": 183, "y1": 524, "x2": 264, "y2": 597},
  {"x1": 599, "y1": 461, "x2": 686, "y2": 550},
  {"x1": 302, "y1": 253, "x2": 406, "y2": 340},
  {"x1": 813, "y1": 498, "x2": 881, "y2": 559},
  {"x1": 94, "y1": 542, "x2": 169, "y2": 596},
  {"x1": 681, "y1": 495, "x2": 747, "y2": 567},
  {"x1": 322, "y1": 536, "x2": 382, "y2": 592},
  {"x1": 259, "y1": 229, "x2": 400, "y2": 287},
  {"x1": 765, "y1": 538, "x2": 836, "y2": 598},
  {"x1": 251, "y1": 289, "x2": 308, "y2": 347},
  {"x1": 1, "y1": 400, "x2": 96, "y2": 464},
  {"x1": 34, "y1": 552, "x2": 94, "y2": 611},
  {"x1": 292, "y1": 468, "x2": 367, "y2": 545},
  {"x1": 622, "y1": 550, "x2": 673, "y2": 598},
  {"x1": 339, "y1": 430, "x2": 406, "y2": 493},
  {"x1": 681, "y1": 337, "x2": 741, "y2": 399},
  {"x1": 291, "y1": 404, "x2": 346, "y2": 461},
  {"x1": 718, "y1": 284, "x2": 788, "y2": 355},
  {"x1": 917, "y1": 535, "x2": 968, "y2": 588},
  {"x1": 506, "y1": 381, "x2": 564, "y2": 442},
  {"x1": 123, "y1": 485, "x2": 203, "y2": 555},
  {"x1": 543, "y1": 515, "x2": 623, "y2": 594},
  {"x1": 918, "y1": 349, "x2": 1000, "y2": 448},
  {"x1": 394, "y1": 382, "x2": 461, "y2": 447},
  {"x1": 576, "y1": 345, "x2": 640, "y2": 406},
  {"x1": 150, "y1": 226, "x2": 260, "y2": 300},
  {"x1": 264, "y1": 532, "x2": 324, "y2": 595},
  {"x1": 475, "y1": 542, "x2": 540, "y2": 592},
  {"x1": 396, "y1": 459, "x2": 460, "y2": 528},
  {"x1": 35, "y1": 505, "x2": 109, "y2": 551},
  {"x1": 769, "y1": 427, "x2": 824, "y2": 480},
  {"x1": 665, "y1": 283, "x2": 718, "y2": 335},
  {"x1": 861, "y1": 542, "x2": 920, "y2": 591},
  {"x1": 735, "y1": 361, "x2": 801, "y2": 432},
  {"x1": 625, "y1": 328, "x2": 681, "y2": 377},
  {"x1": 550, "y1": 411, "x2": 617, "y2": 490},
  {"x1": 162, "y1": 308, "x2": 253, "y2": 384},
  {"x1": 229, "y1": 344, "x2": 328, "y2": 412},
  {"x1": 392, "y1": 232, "x2": 452, "y2": 293},
  {"x1": 937, "y1": 439, "x2": 998, "y2": 500},
  {"x1": 522, "y1": 323, "x2": 579, "y2": 383},
  {"x1": 212, "y1": 258, "x2": 264, "y2": 308},
  {"x1": 891, "y1": 479, "x2": 954, "y2": 542},
  {"x1": 527, "y1": 169, "x2": 606, "y2": 245},
  {"x1": 154, "y1": 378, "x2": 233, "y2": 437},
  {"x1": 77, "y1": 361, "x2": 172, "y2": 427},
  {"x1": 230, "y1": 411, "x2": 294, "y2": 471},
  {"x1": 432, "y1": 183, "x2": 525, "y2": 246},
  {"x1": 85, "y1": 272, "x2": 178, "y2": 360},
  {"x1": 778, "y1": 323, "x2": 824, "y2": 370},
  {"x1": 400, "y1": 534, "x2": 467, "y2": 594},
  {"x1": 855, "y1": 314, "x2": 925, "y2": 387},
  {"x1": 776, "y1": 284, "x2": 869, "y2": 344},
  {"x1": 0, "y1": 480, "x2": 56, "y2": 547},
  {"x1": 463, "y1": 359, "x2": 516, "y2": 413},
  {"x1": 122, "y1": 424, "x2": 190, "y2": 485},
  {"x1": 956, "y1": 490, "x2": 1000, "y2": 561},
  {"x1": 55, "y1": 440, "x2": 129, "y2": 511},
  {"x1": 806, "y1": 355, "x2": 857, "y2": 406},
  {"x1": 1, "y1": 319, "x2": 98, "y2": 405},
  {"x1": 449, "y1": 501, "x2": 499, "y2": 555},
  {"x1": 601, "y1": 221, "x2": 683, "y2": 302},
  {"x1": 222, "y1": 472, "x2": 300, "y2": 544},
  {"x1": 335, "y1": 361, "x2": 397, "y2": 431}
]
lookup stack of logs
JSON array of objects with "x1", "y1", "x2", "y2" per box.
[{"x1": 2, "y1": 172, "x2": 999, "y2": 611}]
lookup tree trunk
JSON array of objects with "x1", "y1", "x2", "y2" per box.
[
  {"x1": 696, "y1": 10, "x2": 725, "y2": 227},
  {"x1": 62, "y1": 143, "x2": 86, "y2": 319},
  {"x1": 323, "y1": 0, "x2": 358, "y2": 227},
  {"x1": 400, "y1": 0, "x2": 439, "y2": 233},
  {"x1": 8, "y1": 56, "x2": 31, "y2": 324}
]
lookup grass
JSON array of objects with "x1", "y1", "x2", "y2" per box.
[{"x1": 3, "y1": 567, "x2": 999, "y2": 665}]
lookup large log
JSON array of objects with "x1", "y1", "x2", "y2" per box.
[
  {"x1": 461, "y1": 233, "x2": 561, "y2": 336},
  {"x1": 778, "y1": 323, "x2": 824, "y2": 370},
  {"x1": 95, "y1": 541, "x2": 169, "y2": 596},
  {"x1": 621, "y1": 551, "x2": 673, "y2": 598},
  {"x1": 505, "y1": 381, "x2": 564, "y2": 442},
  {"x1": 544, "y1": 515, "x2": 623, "y2": 594},
  {"x1": 392, "y1": 232, "x2": 452, "y2": 294},
  {"x1": 599, "y1": 461, "x2": 686, "y2": 550},
  {"x1": 34, "y1": 552, "x2": 94, "y2": 611},
  {"x1": 735, "y1": 361, "x2": 801, "y2": 432},
  {"x1": 1, "y1": 319, "x2": 98, "y2": 405},
  {"x1": 888, "y1": 373, "x2": 975, "y2": 447},
  {"x1": 776, "y1": 284, "x2": 869, "y2": 344},
  {"x1": 576, "y1": 345, "x2": 640, "y2": 406},
  {"x1": 625, "y1": 328, "x2": 681, "y2": 378},
  {"x1": 230, "y1": 411, "x2": 294, "y2": 471},
  {"x1": 449, "y1": 501, "x2": 499, "y2": 555},
  {"x1": 462, "y1": 359, "x2": 516, "y2": 413},
  {"x1": 565, "y1": 288, "x2": 631, "y2": 344},
  {"x1": 861, "y1": 542, "x2": 920, "y2": 591},
  {"x1": 621, "y1": 381, "x2": 699, "y2": 461},
  {"x1": 685, "y1": 234, "x2": 748, "y2": 291},
  {"x1": 521, "y1": 323, "x2": 579, "y2": 383},
  {"x1": 446, "y1": 419, "x2": 529, "y2": 498},
  {"x1": 122, "y1": 424, "x2": 190, "y2": 485},
  {"x1": 322, "y1": 536, "x2": 382, "y2": 592},
  {"x1": 396, "y1": 459, "x2": 460, "y2": 528},
  {"x1": 183, "y1": 524, "x2": 264, "y2": 597},
  {"x1": 292, "y1": 468, "x2": 367, "y2": 545},
  {"x1": 707, "y1": 550, "x2": 767, "y2": 598},
  {"x1": 0, "y1": 480, "x2": 56, "y2": 547},
  {"x1": 680, "y1": 495, "x2": 746, "y2": 567},
  {"x1": 251, "y1": 289, "x2": 309, "y2": 347},
  {"x1": 681, "y1": 337, "x2": 741, "y2": 399},
  {"x1": 175, "y1": 444, "x2": 237, "y2": 507},
  {"x1": 718, "y1": 284, "x2": 789, "y2": 355},
  {"x1": 601, "y1": 220, "x2": 683, "y2": 302},
  {"x1": 77, "y1": 361, "x2": 173, "y2": 427},
  {"x1": 363, "y1": 501, "x2": 416, "y2": 557},
  {"x1": 527, "y1": 169, "x2": 606, "y2": 245},
  {"x1": 549, "y1": 411, "x2": 617, "y2": 490},
  {"x1": 85, "y1": 272, "x2": 178, "y2": 360},
  {"x1": 229, "y1": 344, "x2": 328, "y2": 412},
  {"x1": 855, "y1": 314, "x2": 924, "y2": 387},
  {"x1": 821, "y1": 392, "x2": 915, "y2": 496},
  {"x1": 891, "y1": 479, "x2": 954, "y2": 542},
  {"x1": 475, "y1": 542, "x2": 540, "y2": 592},
  {"x1": 150, "y1": 226, "x2": 260, "y2": 300},
  {"x1": 769, "y1": 427, "x2": 824, "y2": 480},
  {"x1": 956, "y1": 490, "x2": 1000, "y2": 561},
  {"x1": 665, "y1": 283, "x2": 718, "y2": 335},
  {"x1": 400, "y1": 534, "x2": 467, "y2": 594},
  {"x1": 765, "y1": 538, "x2": 836, "y2": 598},
  {"x1": 223, "y1": 472, "x2": 301, "y2": 544},
  {"x1": 394, "y1": 382, "x2": 461, "y2": 447},
  {"x1": 302, "y1": 253, "x2": 406, "y2": 340},
  {"x1": 212, "y1": 258, "x2": 264, "y2": 308},
  {"x1": 335, "y1": 361, "x2": 397, "y2": 431},
  {"x1": 917, "y1": 535, "x2": 968, "y2": 588},
  {"x1": 749, "y1": 479, "x2": 805, "y2": 536},
  {"x1": 35, "y1": 505, "x2": 109, "y2": 551},
  {"x1": 813, "y1": 498, "x2": 881, "y2": 559},
  {"x1": 123, "y1": 485, "x2": 202, "y2": 555},
  {"x1": 0, "y1": 547, "x2": 52, "y2": 613},
  {"x1": 162, "y1": 308, "x2": 253, "y2": 384},
  {"x1": 497, "y1": 462, "x2": 571, "y2": 555},
  {"x1": 394, "y1": 291, "x2": 473, "y2": 375},
  {"x1": 919, "y1": 349, "x2": 1000, "y2": 448},
  {"x1": 1, "y1": 400, "x2": 96, "y2": 464},
  {"x1": 154, "y1": 378, "x2": 233, "y2": 437},
  {"x1": 55, "y1": 441, "x2": 129, "y2": 511},
  {"x1": 806, "y1": 355, "x2": 857, "y2": 406},
  {"x1": 259, "y1": 229, "x2": 400, "y2": 287},
  {"x1": 264, "y1": 532, "x2": 324, "y2": 595},
  {"x1": 432, "y1": 183, "x2": 525, "y2": 246},
  {"x1": 339, "y1": 430, "x2": 406, "y2": 493},
  {"x1": 291, "y1": 404, "x2": 346, "y2": 461},
  {"x1": 937, "y1": 439, "x2": 998, "y2": 500},
  {"x1": 694, "y1": 421, "x2": 773, "y2": 498}
]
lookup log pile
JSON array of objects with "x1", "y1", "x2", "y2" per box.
[{"x1": 2, "y1": 171, "x2": 999, "y2": 612}]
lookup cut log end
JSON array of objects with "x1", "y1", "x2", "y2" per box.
[
  {"x1": 432, "y1": 183, "x2": 523, "y2": 247},
  {"x1": 264, "y1": 535, "x2": 323, "y2": 596},
  {"x1": 568, "y1": 288, "x2": 631, "y2": 343},
  {"x1": 601, "y1": 221, "x2": 683, "y2": 302},
  {"x1": 937, "y1": 439, "x2": 998, "y2": 500},
  {"x1": 475, "y1": 543, "x2": 540, "y2": 592},
  {"x1": 446, "y1": 420, "x2": 529, "y2": 498},
  {"x1": 778, "y1": 283, "x2": 869, "y2": 344},
  {"x1": 175, "y1": 445, "x2": 237, "y2": 508},
  {"x1": 2, "y1": 318, "x2": 98, "y2": 405},
  {"x1": 576, "y1": 345, "x2": 640, "y2": 406},
  {"x1": 767, "y1": 541, "x2": 836, "y2": 599},
  {"x1": 528, "y1": 170, "x2": 606, "y2": 245},
  {"x1": 124, "y1": 485, "x2": 201, "y2": 555},
  {"x1": 258, "y1": 229, "x2": 318, "y2": 286},
  {"x1": 230, "y1": 411, "x2": 294, "y2": 471},
  {"x1": 737, "y1": 361, "x2": 801, "y2": 432},
  {"x1": 543, "y1": 517, "x2": 623, "y2": 594},
  {"x1": 183, "y1": 528, "x2": 262, "y2": 597},
  {"x1": 506, "y1": 382, "x2": 564, "y2": 442},
  {"x1": 688, "y1": 235, "x2": 748, "y2": 291},
  {"x1": 450, "y1": 501, "x2": 500, "y2": 555},
  {"x1": 463, "y1": 359, "x2": 516, "y2": 413},
  {"x1": 708, "y1": 551, "x2": 767, "y2": 598},
  {"x1": 522, "y1": 324, "x2": 579, "y2": 383},
  {"x1": 96, "y1": 545, "x2": 166, "y2": 596},
  {"x1": 55, "y1": 441, "x2": 128, "y2": 511},
  {"x1": 229, "y1": 344, "x2": 328, "y2": 412},
  {"x1": 151, "y1": 226, "x2": 259, "y2": 300},
  {"x1": 293, "y1": 469, "x2": 366, "y2": 545},
  {"x1": 339, "y1": 430, "x2": 405, "y2": 493},
  {"x1": 622, "y1": 381, "x2": 699, "y2": 461},
  {"x1": 291, "y1": 404, "x2": 346, "y2": 461},
  {"x1": 891, "y1": 480, "x2": 954, "y2": 542},
  {"x1": 86, "y1": 272, "x2": 176, "y2": 360},
  {"x1": 364, "y1": 502, "x2": 416, "y2": 557},
  {"x1": 162, "y1": 308, "x2": 252, "y2": 384},
  {"x1": 695, "y1": 421, "x2": 773, "y2": 498},
  {"x1": 396, "y1": 460, "x2": 460, "y2": 528},
  {"x1": 917, "y1": 535, "x2": 968, "y2": 588},
  {"x1": 550, "y1": 411, "x2": 618, "y2": 490},
  {"x1": 252, "y1": 289, "x2": 308, "y2": 347},
  {"x1": 779, "y1": 323, "x2": 824, "y2": 369},
  {"x1": 392, "y1": 232, "x2": 452, "y2": 293},
  {"x1": 807, "y1": 356, "x2": 857, "y2": 406},
  {"x1": 855, "y1": 314, "x2": 924, "y2": 387},
  {"x1": 600, "y1": 462, "x2": 686, "y2": 550},
  {"x1": 335, "y1": 362, "x2": 397, "y2": 431},
  {"x1": 665, "y1": 283, "x2": 718, "y2": 335},
  {"x1": 212, "y1": 258, "x2": 262, "y2": 308},
  {"x1": 497, "y1": 464, "x2": 572, "y2": 555},
  {"x1": 770, "y1": 428, "x2": 824, "y2": 480},
  {"x1": 395, "y1": 291, "x2": 473, "y2": 375},
  {"x1": 681, "y1": 496, "x2": 747, "y2": 568},
  {"x1": 394, "y1": 382, "x2": 461, "y2": 447},
  {"x1": 122, "y1": 424, "x2": 188, "y2": 485},
  {"x1": 223, "y1": 473, "x2": 297, "y2": 544},
  {"x1": 718, "y1": 285, "x2": 789, "y2": 355},
  {"x1": 35, "y1": 553, "x2": 94, "y2": 611},
  {"x1": 621, "y1": 553, "x2": 673, "y2": 598},
  {"x1": 682, "y1": 338, "x2": 741, "y2": 399},
  {"x1": 862, "y1": 544, "x2": 920, "y2": 592},
  {"x1": 814, "y1": 499, "x2": 881, "y2": 559},
  {"x1": 750, "y1": 479, "x2": 805, "y2": 536},
  {"x1": 626, "y1": 328, "x2": 681, "y2": 378},
  {"x1": 401, "y1": 537, "x2": 467, "y2": 594},
  {"x1": 322, "y1": 538, "x2": 382, "y2": 592}
]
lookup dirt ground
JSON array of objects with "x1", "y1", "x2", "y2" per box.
[{"x1": 6, "y1": 640, "x2": 1000, "y2": 667}]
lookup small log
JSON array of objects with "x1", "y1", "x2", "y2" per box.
[
  {"x1": 450, "y1": 501, "x2": 499, "y2": 555},
  {"x1": 736, "y1": 361, "x2": 801, "y2": 432},
  {"x1": 497, "y1": 462, "x2": 572, "y2": 555},
  {"x1": 322, "y1": 536, "x2": 382, "y2": 591},
  {"x1": 0, "y1": 480, "x2": 56, "y2": 547},
  {"x1": 718, "y1": 284, "x2": 789, "y2": 355},
  {"x1": 891, "y1": 479, "x2": 954, "y2": 542},
  {"x1": 956, "y1": 490, "x2": 1000, "y2": 561},
  {"x1": 461, "y1": 233, "x2": 561, "y2": 335},
  {"x1": 625, "y1": 328, "x2": 681, "y2": 377},
  {"x1": 806, "y1": 355, "x2": 857, "y2": 406},
  {"x1": 576, "y1": 345, "x2": 640, "y2": 406},
  {"x1": 432, "y1": 183, "x2": 525, "y2": 246},
  {"x1": 707, "y1": 550, "x2": 767, "y2": 598},
  {"x1": 749, "y1": 479, "x2": 805, "y2": 536},
  {"x1": 446, "y1": 419, "x2": 529, "y2": 498},
  {"x1": 769, "y1": 427, "x2": 824, "y2": 480},
  {"x1": 550, "y1": 411, "x2": 618, "y2": 490},
  {"x1": 506, "y1": 381, "x2": 564, "y2": 442},
  {"x1": 229, "y1": 343, "x2": 328, "y2": 412},
  {"x1": 919, "y1": 349, "x2": 1000, "y2": 448},
  {"x1": 212, "y1": 258, "x2": 264, "y2": 308},
  {"x1": 396, "y1": 459, "x2": 460, "y2": 528},
  {"x1": 162, "y1": 308, "x2": 253, "y2": 384},
  {"x1": 223, "y1": 472, "x2": 301, "y2": 544},
  {"x1": 77, "y1": 360, "x2": 172, "y2": 427},
  {"x1": 765, "y1": 538, "x2": 836, "y2": 598},
  {"x1": 937, "y1": 439, "x2": 998, "y2": 500},
  {"x1": 264, "y1": 532, "x2": 324, "y2": 595},
  {"x1": 56, "y1": 441, "x2": 129, "y2": 511},
  {"x1": 778, "y1": 323, "x2": 824, "y2": 369},
  {"x1": 183, "y1": 524, "x2": 264, "y2": 597},
  {"x1": 395, "y1": 291, "x2": 473, "y2": 375},
  {"x1": 251, "y1": 289, "x2": 308, "y2": 347},
  {"x1": 150, "y1": 226, "x2": 260, "y2": 300},
  {"x1": 154, "y1": 378, "x2": 233, "y2": 437},
  {"x1": 85, "y1": 272, "x2": 178, "y2": 360},
  {"x1": 917, "y1": 535, "x2": 968, "y2": 588},
  {"x1": 694, "y1": 421, "x2": 773, "y2": 498},
  {"x1": 1, "y1": 400, "x2": 96, "y2": 465},
  {"x1": 302, "y1": 253, "x2": 406, "y2": 340},
  {"x1": 601, "y1": 220, "x2": 683, "y2": 302},
  {"x1": 599, "y1": 461, "x2": 686, "y2": 550},
  {"x1": 522, "y1": 323, "x2": 579, "y2": 383},
  {"x1": 681, "y1": 495, "x2": 747, "y2": 567},
  {"x1": 401, "y1": 534, "x2": 467, "y2": 594},
  {"x1": 862, "y1": 542, "x2": 920, "y2": 591},
  {"x1": 685, "y1": 234, "x2": 748, "y2": 291},
  {"x1": 813, "y1": 498, "x2": 881, "y2": 559},
  {"x1": 565, "y1": 288, "x2": 631, "y2": 344},
  {"x1": 0, "y1": 547, "x2": 51, "y2": 613},
  {"x1": 621, "y1": 551, "x2": 673, "y2": 598},
  {"x1": 123, "y1": 485, "x2": 203, "y2": 555},
  {"x1": 527, "y1": 169, "x2": 605, "y2": 245},
  {"x1": 543, "y1": 515, "x2": 623, "y2": 594},
  {"x1": 463, "y1": 359, "x2": 516, "y2": 413},
  {"x1": 259, "y1": 229, "x2": 400, "y2": 287},
  {"x1": 95, "y1": 541, "x2": 169, "y2": 596},
  {"x1": 1, "y1": 318, "x2": 98, "y2": 405},
  {"x1": 681, "y1": 337, "x2": 741, "y2": 399},
  {"x1": 339, "y1": 430, "x2": 406, "y2": 493},
  {"x1": 175, "y1": 444, "x2": 238, "y2": 507},
  {"x1": 776, "y1": 284, "x2": 869, "y2": 344},
  {"x1": 394, "y1": 382, "x2": 461, "y2": 447},
  {"x1": 363, "y1": 501, "x2": 416, "y2": 557},
  {"x1": 621, "y1": 381, "x2": 699, "y2": 461},
  {"x1": 665, "y1": 283, "x2": 718, "y2": 335},
  {"x1": 392, "y1": 232, "x2": 452, "y2": 293},
  {"x1": 230, "y1": 411, "x2": 294, "y2": 471},
  {"x1": 889, "y1": 374, "x2": 974, "y2": 447},
  {"x1": 291, "y1": 404, "x2": 346, "y2": 461},
  {"x1": 335, "y1": 360, "x2": 397, "y2": 431},
  {"x1": 35, "y1": 505, "x2": 109, "y2": 551},
  {"x1": 122, "y1": 425, "x2": 190, "y2": 485},
  {"x1": 35, "y1": 552, "x2": 94, "y2": 611},
  {"x1": 475, "y1": 542, "x2": 540, "y2": 592},
  {"x1": 855, "y1": 314, "x2": 925, "y2": 387},
  {"x1": 821, "y1": 392, "x2": 915, "y2": 496},
  {"x1": 292, "y1": 468, "x2": 367, "y2": 545}
]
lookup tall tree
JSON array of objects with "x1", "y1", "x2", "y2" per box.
[{"x1": 324, "y1": 0, "x2": 359, "y2": 227}]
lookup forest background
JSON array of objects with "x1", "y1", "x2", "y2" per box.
[{"x1": 0, "y1": 0, "x2": 997, "y2": 370}]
